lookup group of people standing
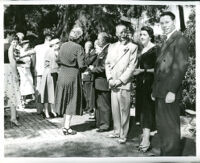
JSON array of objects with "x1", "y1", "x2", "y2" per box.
[
  {"x1": 4, "y1": 32, "x2": 36, "y2": 126},
  {"x1": 4, "y1": 11, "x2": 189, "y2": 156}
]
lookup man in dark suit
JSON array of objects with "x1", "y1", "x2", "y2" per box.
[
  {"x1": 83, "y1": 41, "x2": 98, "y2": 116},
  {"x1": 152, "y1": 11, "x2": 189, "y2": 156},
  {"x1": 82, "y1": 41, "x2": 95, "y2": 113},
  {"x1": 88, "y1": 32, "x2": 112, "y2": 132}
]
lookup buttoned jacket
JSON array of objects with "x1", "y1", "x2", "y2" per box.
[
  {"x1": 90, "y1": 44, "x2": 110, "y2": 91},
  {"x1": 105, "y1": 41, "x2": 138, "y2": 90},
  {"x1": 152, "y1": 31, "x2": 189, "y2": 99}
]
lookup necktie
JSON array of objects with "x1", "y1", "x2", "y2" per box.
[{"x1": 162, "y1": 35, "x2": 167, "y2": 43}]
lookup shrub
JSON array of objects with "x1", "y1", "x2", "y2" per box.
[
  {"x1": 181, "y1": 7, "x2": 196, "y2": 111},
  {"x1": 182, "y1": 57, "x2": 196, "y2": 111}
]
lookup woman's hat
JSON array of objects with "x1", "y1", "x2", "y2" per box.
[
  {"x1": 16, "y1": 32, "x2": 24, "y2": 40},
  {"x1": 69, "y1": 27, "x2": 83, "y2": 40},
  {"x1": 20, "y1": 40, "x2": 29, "y2": 44},
  {"x1": 50, "y1": 38, "x2": 60, "y2": 46}
]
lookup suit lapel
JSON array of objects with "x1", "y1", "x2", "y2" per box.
[
  {"x1": 93, "y1": 44, "x2": 109, "y2": 66},
  {"x1": 110, "y1": 42, "x2": 130, "y2": 69},
  {"x1": 97, "y1": 44, "x2": 109, "y2": 59},
  {"x1": 156, "y1": 31, "x2": 180, "y2": 64}
]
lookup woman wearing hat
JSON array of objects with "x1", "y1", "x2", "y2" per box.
[
  {"x1": 39, "y1": 38, "x2": 60, "y2": 118},
  {"x1": 55, "y1": 27, "x2": 86, "y2": 135},
  {"x1": 16, "y1": 39, "x2": 35, "y2": 107}
]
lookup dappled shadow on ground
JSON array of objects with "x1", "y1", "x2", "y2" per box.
[
  {"x1": 4, "y1": 109, "x2": 196, "y2": 157},
  {"x1": 4, "y1": 109, "x2": 60, "y2": 140},
  {"x1": 5, "y1": 140, "x2": 147, "y2": 157},
  {"x1": 71, "y1": 120, "x2": 96, "y2": 132}
]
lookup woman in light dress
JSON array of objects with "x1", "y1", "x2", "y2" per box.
[
  {"x1": 4, "y1": 36, "x2": 21, "y2": 126},
  {"x1": 40, "y1": 38, "x2": 60, "y2": 118},
  {"x1": 16, "y1": 40, "x2": 35, "y2": 106}
]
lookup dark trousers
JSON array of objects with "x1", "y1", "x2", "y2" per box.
[
  {"x1": 83, "y1": 81, "x2": 95, "y2": 112},
  {"x1": 155, "y1": 98, "x2": 181, "y2": 156},
  {"x1": 95, "y1": 90, "x2": 111, "y2": 129}
]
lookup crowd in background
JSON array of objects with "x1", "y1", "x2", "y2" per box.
[{"x1": 4, "y1": 11, "x2": 189, "y2": 156}]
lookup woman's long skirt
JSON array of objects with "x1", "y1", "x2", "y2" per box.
[
  {"x1": 17, "y1": 66, "x2": 34, "y2": 96},
  {"x1": 4, "y1": 64, "x2": 21, "y2": 108},
  {"x1": 54, "y1": 66, "x2": 83, "y2": 116}
]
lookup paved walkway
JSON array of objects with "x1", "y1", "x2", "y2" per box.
[{"x1": 4, "y1": 107, "x2": 196, "y2": 157}]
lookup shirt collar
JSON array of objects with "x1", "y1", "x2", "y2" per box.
[
  {"x1": 97, "y1": 43, "x2": 109, "y2": 55},
  {"x1": 166, "y1": 29, "x2": 177, "y2": 40}
]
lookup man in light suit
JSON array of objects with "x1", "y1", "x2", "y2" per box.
[
  {"x1": 105, "y1": 24, "x2": 138, "y2": 144},
  {"x1": 152, "y1": 12, "x2": 189, "y2": 156}
]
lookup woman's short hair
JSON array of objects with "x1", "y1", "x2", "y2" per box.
[
  {"x1": 12, "y1": 35, "x2": 20, "y2": 42},
  {"x1": 141, "y1": 26, "x2": 154, "y2": 42},
  {"x1": 98, "y1": 32, "x2": 110, "y2": 43},
  {"x1": 69, "y1": 27, "x2": 83, "y2": 41}
]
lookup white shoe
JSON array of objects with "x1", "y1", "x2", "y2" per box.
[
  {"x1": 118, "y1": 138, "x2": 126, "y2": 144},
  {"x1": 150, "y1": 130, "x2": 157, "y2": 136},
  {"x1": 108, "y1": 133, "x2": 119, "y2": 138},
  {"x1": 136, "y1": 122, "x2": 140, "y2": 125}
]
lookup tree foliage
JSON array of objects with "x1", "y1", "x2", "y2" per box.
[
  {"x1": 182, "y1": 6, "x2": 196, "y2": 111},
  {"x1": 184, "y1": 6, "x2": 196, "y2": 57},
  {"x1": 4, "y1": 4, "x2": 169, "y2": 43}
]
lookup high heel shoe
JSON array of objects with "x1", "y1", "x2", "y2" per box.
[
  {"x1": 136, "y1": 134, "x2": 143, "y2": 149},
  {"x1": 62, "y1": 128, "x2": 77, "y2": 135},
  {"x1": 138, "y1": 143, "x2": 151, "y2": 153},
  {"x1": 49, "y1": 112, "x2": 57, "y2": 118},
  {"x1": 137, "y1": 144, "x2": 143, "y2": 150},
  {"x1": 10, "y1": 120, "x2": 21, "y2": 127},
  {"x1": 41, "y1": 112, "x2": 50, "y2": 119}
]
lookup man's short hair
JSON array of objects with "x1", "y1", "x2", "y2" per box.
[
  {"x1": 44, "y1": 33, "x2": 52, "y2": 39},
  {"x1": 116, "y1": 24, "x2": 127, "y2": 31},
  {"x1": 160, "y1": 11, "x2": 176, "y2": 20},
  {"x1": 85, "y1": 41, "x2": 93, "y2": 48},
  {"x1": 115, "y1": 24, "x2": 127, "y2": 36},
  {"x1": 98, "y1": 32, "x2": 109, "y2": 43}
]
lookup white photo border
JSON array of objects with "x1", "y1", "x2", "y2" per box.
[{"x1": 1, "y1": 1, "x2": 200, "y2": 163}]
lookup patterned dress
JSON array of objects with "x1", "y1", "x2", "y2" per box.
[{"x1": 4, "y1": 46, "x2": 21, "y2": 108}]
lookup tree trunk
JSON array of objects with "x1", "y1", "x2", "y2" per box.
[
  {"x1": 14, "y1": 6, "x2": 27, "y2": 33},
  {"x1": 178, "y1": 5, "x2": 186, "y2": 32}
]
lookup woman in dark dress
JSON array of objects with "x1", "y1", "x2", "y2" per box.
[
  {"x1": 133, "y1": 26, "x2": 158, "y2": 152},
  {"x1": 54, "y1": 27, "x2": 85, "y2": 135}
]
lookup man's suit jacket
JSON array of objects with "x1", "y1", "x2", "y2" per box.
[
  {"x1": 152, "y1": 31, "x2": 189, "y2": 99},
  {"x1": 82, "y1": 49, "x2": 97, "y2": 82},
  {"x1": 90, "y1": 44, "x2": 110, "y2": 91},
  {"x1": 105, "y1": 41, "x2": 138, "y2": 90}
]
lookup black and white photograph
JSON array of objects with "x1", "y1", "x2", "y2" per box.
[{"x1": 1, "y1": 0, "x2": 200, "y2": 162}]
